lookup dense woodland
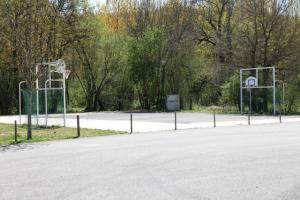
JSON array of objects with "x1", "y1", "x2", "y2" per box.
[{"x1": 0, "y1": 0, "x2": 299, "y2": 115}]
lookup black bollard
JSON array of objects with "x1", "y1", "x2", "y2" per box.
[
  {"x1": 77, "y1": 115, "x2": 80, "y2": 137},
  {"x1": 14, "y1": 120, "x2": 17, "y2": 143},
  {"x1": 130, "y1": 113, "x2": 133, "y2": 134},
  {"x1": 213, "y1": 111, "x2": 216, "y2": 128},
  {"x1": 248, "y1": 113, "x2": 250, "y2": 126}
]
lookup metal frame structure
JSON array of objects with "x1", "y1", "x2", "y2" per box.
[
  {"x1": 240, "y1": 67, "x2": 276, "y2": 115},
  {"x1": 19, "y1": 81, "x2": 27, "y2": 124},
  {"x1": 245, "y1": 77, "x2": 257, "y2": 114},
  {"x1": 19, "y1": 59, "x2": 70, "y2": 127},
  {"x1": 275, "y1": 80, "x2": 285, "y2": 111}
]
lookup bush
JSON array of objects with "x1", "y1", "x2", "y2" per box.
[{"x1": 219, "y1": 72, "x2": 240, "y2": 109}]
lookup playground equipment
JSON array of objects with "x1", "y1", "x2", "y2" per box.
[{"x1": 19, "y1": 59, "x2": 71, "y2": 127}]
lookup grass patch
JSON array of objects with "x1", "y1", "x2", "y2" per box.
[
  {"x1": 0, "y1": 123, "x2": 126, "y2": 145},
  {"x1": 182, "y1": 105, "x2": 240, "y2": 114}
]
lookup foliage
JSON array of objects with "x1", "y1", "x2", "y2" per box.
[
  {"x1": 219, "y1": 72, "x2": 240, "y2": 109},
  {"x1": 0, "y1": 0, "x2": 299, "y2": 116},
  {"x1": 129, "y1": 27, "x2": 165, "y2": 110}
]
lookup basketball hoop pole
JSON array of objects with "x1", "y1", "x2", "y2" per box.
[
  {"x1": 273, "y1": 67, "x2": 276, "y2": 115},
  {"x1": 36, "y1": 64, "x2": 39, "y2": 126},
  {"x1": 45, "y1": 80, "x2": 49, "y2": 127},
  {"x1": 240, "y1": 69, "x2": 243, "y2": 114},
  {"x1": 63, "y1": 70, "x2": 66, "y2": 127},
  {"x1": 276, "y1": 80, "x2": 285, "y2": 112},
  {"x1": 19, "y1": 81, "x2": 26, "y2": 124},
  {"x1": 249, "y1": 88, "x2": 252, "y2": 114}
]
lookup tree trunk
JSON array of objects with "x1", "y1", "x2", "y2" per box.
[
  {"x1": 26, "y1": 0, "x2": 33, "y2": 140},
  {"x1": 27, "y1": 89, "x2": 32, "y2": 140}
]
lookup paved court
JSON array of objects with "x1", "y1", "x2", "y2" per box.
[
  {"x1": 1, "y1": 112, "x2": 300, "y2": 132},
  {"x1": 1, "y1": 123, "x2": 300, "y2": 200}
]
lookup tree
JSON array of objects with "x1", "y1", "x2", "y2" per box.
[
  {"x1": 236, "y1": 0, "x2": 298, "y2": 112},
  {"x1": 71, "y1": 12, "x2": 129, "y2": 111},
  {"x1": 0, "y1": 0, "x2": 87, "y2": 138}
]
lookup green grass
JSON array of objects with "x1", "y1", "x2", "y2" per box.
[
  {"x1": 182, "y1": 105, "x2": 240, "y2": 114},
  {"x1": 0, "y1": 124, "x2": 126, "y2": 145}
]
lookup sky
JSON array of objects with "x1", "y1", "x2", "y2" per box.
[{"x1": 89, "y1": 0, "x2": 106, "y2": 6}]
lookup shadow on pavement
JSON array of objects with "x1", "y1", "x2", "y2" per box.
[{"x1": 0, "y1": 142, "x2": 46, "y2": 152}]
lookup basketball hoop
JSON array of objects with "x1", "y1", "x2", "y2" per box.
[
  {"x1": 56, "y1": 60, "x2": 66, "y2": 73},
  {"x1": 19, "y1": 58, "x2": 70, "y2": 127},
  {"x1": 245, "y1": 76, "x2": 257, "y2": 87},
  {"x1": 64, "y1": 70, "x2": 71, "y2": 79},
  {"x1": 55, "y1": 59, "x2": 66, "y2": 70},
  {"x1": 240, "y1": 67, "x2": 276, "y2": 115}
]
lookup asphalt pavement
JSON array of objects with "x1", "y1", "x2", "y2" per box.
[
  {"x1": 2, "y1": 112, "x2": 300, "y2": 132},
  {"x1": 1, "y1": 123, "x2": 300, "y2": 200}
]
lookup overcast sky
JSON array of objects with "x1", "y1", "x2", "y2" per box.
[{"x1": 89, "y1": 0, "x2": 106, "y2": 6}]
